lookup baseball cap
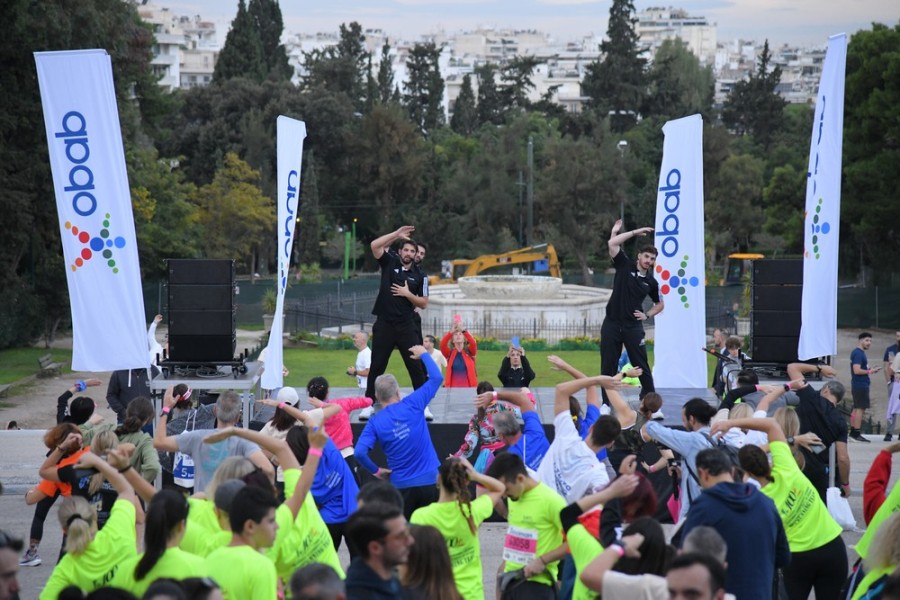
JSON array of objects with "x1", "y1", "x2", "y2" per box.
[{"x1": 276, "y1": 387, "x2": 300, "y2": 407}]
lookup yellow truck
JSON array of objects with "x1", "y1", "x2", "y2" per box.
[{"x1": 430, "y1": 243, "x2": 561, "y2": 284}]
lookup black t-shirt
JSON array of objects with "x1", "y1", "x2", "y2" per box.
[
  {"x1": 371, "y1": 250, "x2": 427, "y2": 321},
  {"x1": 794, "y1": 385, "x2": 848, "y2": 450},
  {"x1": 58, "y1": 465, "x2": 118, "y2": 528},
  {"x1": 605, "y1": 250, "x2": 660, "y2": 322}
]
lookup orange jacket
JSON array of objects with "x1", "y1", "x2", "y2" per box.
[{"x1": 440, "y1": 330, "x2": 478, "y2": 387}]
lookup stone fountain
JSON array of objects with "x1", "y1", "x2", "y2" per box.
[{"x1": 424, "y1": 275, "x2": 610, "y2": 343}]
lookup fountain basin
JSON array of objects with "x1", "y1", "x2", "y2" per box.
[{"x1": 457, "y1": 275, "x2": 562, "y2": 300}]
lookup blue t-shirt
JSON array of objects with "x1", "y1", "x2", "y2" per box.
[
  {"x1": 850, "y1": 347, "x2": 870, "y2": 389},
  {"x1": 312, "y1": 439, "x2": 359, "y2": 523},
  {"x1": 507, "y1": 411, "x2": 550, "y2": 471},
  {"x1": 355, "y1": 353, "x2": 443, "y2": 488}
]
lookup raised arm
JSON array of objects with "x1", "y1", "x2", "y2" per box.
[
  {"x1": 38, "y1": 432, "x2": 83, "y2": 483},
  {"x1": 461, "y1": 457, "x2": 506, "y2": 505},
  {"x1": 712, "y1": 417, "x2": 786, "y2": 443},
  {"x1": 204, "y1": 426, "x2": 301, "y2": 472},
  {"x1": 607, "y1": 219, "x2": 653, "y2": 259},
  {"x1": 786, "y1": 362, "x2": 836, "y2": 384},
  {"x1": 476, "y1": 389, "x2": 533, "y2": 414},
  {"x1": 107, "y1": 444, "x2": 156, "y2": 504},
  {"x1": 256, "y1": 397, "x2": 341, "y2": 424},
  {"x1": 370, "y1": 225, "x2": 415, "y2": 260},
  {"x1": 153, "y1": 386, "x2": 181, "y2": 452},
  {"x1": 521, "y1": 355, "x2": 536, "y2": 386}
]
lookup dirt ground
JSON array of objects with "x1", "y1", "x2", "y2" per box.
[{"x1": 2, "y1": 328, "x2": 897, "y2": 431}]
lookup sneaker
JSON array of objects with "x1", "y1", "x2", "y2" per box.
[
  {"x1": 424, "y1": 407, "x2": 434, "y2": 422},
  {"x1": 19, "y1": 548, "x2": 41, "y2": 567},
  {"x1": 885, "y1": 434, "x2": 893, "y2": 442},
  {"x1": 850, "y1": 431, "x2": 871, "y2": 443},
  {"x1": 358, "y1": 407, "x2": 374, "y2": 421}
]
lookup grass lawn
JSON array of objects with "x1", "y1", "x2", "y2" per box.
[{"x1": 0, "y1": 347, "x2": 71, "y2": 383}]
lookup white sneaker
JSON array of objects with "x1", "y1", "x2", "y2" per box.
[
  {"x1": 424, "y1": 407, "x2": 434, "y2": 421},
  {"x1": 359, "y1": 406, "x2": 374, "y2": 421}
]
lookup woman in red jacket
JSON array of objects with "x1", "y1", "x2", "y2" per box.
[{"x1": 440, "y1": 322, "x2": 478, "y2": 387}]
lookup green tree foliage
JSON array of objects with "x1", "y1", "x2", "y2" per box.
[
  {"x1": 0, "y1": 0, "x2": 160, "y2": 348},
  {"x1": 582, "y1": 0, "x2": 646, "y2": 126},
  {"x1": 403, "y1": 42, "x2": 444, "y2": 133},
  {"x1": 297, "y1": 153, "x2": 322, "y2": 265},
  {"x1": 128, "y1": 148, "x2": 201, "y2": 279},
  {"x1": 705, "y1": 154, "x2": 765, "y2": 257},
  {"x1": 374, "y1": 43, "x2": 397, "y2": 105},
  {"x1": 762, "y1": 164, "x2": 805, "y2": 253},
  {"x1": 194, "y1": 153, "x2": 275, "y2": 272},
  {"x1": 450, "y1": 74, "x2": 478, "y2": 135},
  {"x1": 475, "y1": 64, "x2": 505, "y2": 126},
  {"x1": 247, "y1": 0, "x2": 292, "y2": 80},
  {"x1": 500, "y1": 56, "x2": 542, "y2": 111},
  {"x1": 301, "y1": 22, "x2": 370, "y2": 111},
  {"x1": 213, "y1": 0, "x2": 265, "y2": 83},
  {"x1": 722, "y1": 40, "x2": 786, "y2": 149},
  {"x1": 842, "y1": 23, "x2": 900, "y2": 281},
  {"x1": 643, "y1": 39, "x2": 714, "y2": 120}
]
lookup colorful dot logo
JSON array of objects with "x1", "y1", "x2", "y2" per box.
[
  {"x1": 655, "y1": 254, "x2": 700, "y2": 308},
  {"x1": 805, "y1": 198, "x2": 831, "y2": 260},
  {"x1": 64, "y1": 213, "x2": 127, "y2": 273}
]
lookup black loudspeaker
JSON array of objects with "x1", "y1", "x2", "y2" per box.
[
  {"x1": 166, "y1": 259, "x2": 236, "y2": 362},
  {"x1": 752, "y1": 259, "x2": 802, "y2": 285},
  {"x1": 750, "y1": 259, "x2": 803, "y2": 362},
  {"x1": 168, "y1": 335, "x2": 236, "y2": 362},
  {"x1": 168, "y1": 259, "x2": 235, "y2": 285}
]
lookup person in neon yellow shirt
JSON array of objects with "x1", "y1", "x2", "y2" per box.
[
  {"x1": 850, "y1": 512, "x2": 900, "y2": 600},
  {"x1": 40, "y1": 450, "x2": 143, "y2": 599},
  {"x1": 111, "y1": 489, "x2": 208, "y2": 596},
  {"x1": 202, "y1": 424, "x2": 337, "y2": 587},
  {"x1": 485, "y1": 452, "x2": 568, "y2": 598},
  {"x1": 712, "y1": 416, "x2": 848, "y2": 600},
  {"x1": 411, "y1": 456, "x2": 505, "y2": 600}
]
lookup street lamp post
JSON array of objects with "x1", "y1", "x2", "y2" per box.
[
  {"x1": 616, "y1": 140, "x2": 628, "y2": 222},
  {"x1": 352, "y1": 218, "x2": 357, "y2": 274}
]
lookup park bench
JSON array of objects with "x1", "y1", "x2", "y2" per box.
[{"x1": 38, "y1": 353, "x2": 63, "y2": 377}]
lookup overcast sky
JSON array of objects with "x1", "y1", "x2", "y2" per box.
[{"x1": 168, "y1": 0, "x2": 897, "y2": 47}]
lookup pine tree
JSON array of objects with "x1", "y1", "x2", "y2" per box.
[
  {"x1": 297, "y1": 153, "x2": 321, "y2": 265},
  {"x1": 582, "y1": 0, "x2": 646, "y2": 127},
  {"x1": 722, "y1": 40, "x2": 786, "y2": 149},
  {"x1": 403, "y1": 42, "x2": 444, "y2": 133},
  {"x1": 450, "y1": 74, "x2": 478, "y2": 135},
  {"x1": 475, "y1": 64, "x2": 504, "y2": 126},
  {"x1": 375, "y1": 42, "x2": 395, "y2": 105},
  {"x1": 248, "y1": 0, "x2": 292, "y2": 80},
  {"x1": 213, "y1": 0, "x2": 266, "y2": 82}
]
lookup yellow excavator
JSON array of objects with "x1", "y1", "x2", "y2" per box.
[{"x1": 430, "y1": 243, "x2": 561, "y2": 285}]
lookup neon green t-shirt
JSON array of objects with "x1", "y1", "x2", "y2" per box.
[
  {"x1": 206, "y1": 544, "x2": 278, "y2": 600},
  {"x1": 111, "y1": 546, "x2": 208, "y2": 597},
  {"x1": 567, "y1": 523, "x2": 603, "y2": 600},
  {"x1": 503, "y1": 482, "x2": 567, "y2": 586},
  {"x1": 851, "y1": 565, "x2": 895, "y2": 600},
  {"x1": 760, "y1": 441, "x2": 842, "y2": 552},
  {"x1": 279, "y1": 468, "x2": 345, "y2": 578},
  {"x1": 180, "y1": 497, "x2": 231, "y2": 557},
  {"x1": 411, "y1": 494, "x2": 494, "y2": 600},
  {"x1": 40, "y1": 500, "x2": 138, "y2": 600},
  {"x1": 855, "y1": 478, "x2": 900, "y2": 559}
]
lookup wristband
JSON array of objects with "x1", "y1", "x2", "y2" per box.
[
  {"x1": 610, "y1": 542, "x2": 626, "y2": 558},
  {"x1": 538, "y1": 555, "x2": 547, "y2": 566},
  {"x1": 161, "y1": 406, "x2": 171, "y2": 415},
  {"x1": 840, "y1": 482, "x2": 850, "y2": 487},
  {"x1": 307, "y1": 447, "x2": 323, "y2": 458},
  {"x1": 75, "y1": 380, "x2": 87, "y2": 392},
  {"x1": 278, "y1": 401, "x2": 286, "y2": 409},
  {"x1": 117, "y1": 464, "x2": 133, "y2": 474},
  {"x1": 783, "y1": 383, "x2": 791, "y2": 392},
  {"x1": 816, "y1": 366, "x2": 822, "y2": 375},
  {"x1": 492, "y1": 390, "x2": 498, "y2": 402},
  {"x1": 649, "y1": 464, "x2": 656, "y2": 473},
  {"x1": 755, "y1": 384, "x2": 761, "y2": 392},
  {"x1": 786, "y1": 436, "x2": 795, "y2": 446}
]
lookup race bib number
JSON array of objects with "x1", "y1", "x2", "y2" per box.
[{"x1": 503, "y1": 525, "x2": 538, "y2": 565}]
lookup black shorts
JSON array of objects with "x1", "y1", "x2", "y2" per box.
[{"x1": 851, "y1": 387, "x2": 871, "y2": 409}]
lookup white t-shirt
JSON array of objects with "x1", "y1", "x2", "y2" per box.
[
  {"x1": 430, "y1": 349, "x2": 447, "y2": 373},
  {"x1": 536, "y1": 411, "x2": 611, "y2": 503},
  {"x1": 356, "y1": 347, "x2": 372, "y2": 389}
]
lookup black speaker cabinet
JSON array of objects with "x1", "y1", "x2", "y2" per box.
[
  {"x1": 168, "y1": 284, "x2": 233, "y2": 311},
  {"x1": 752, "y1": 259, "x2": 802, "y2": 285},
  {"x1": 752, "y1": 285, "x2": 803, "y2": 312},
  {"x1": 167, "y1": 259, "x2": 235, "y2": 285},
  {"x1": 168, "y1": 334, "x2": 236, "y2": 362},
  {"x1": 168, "y1": 310, "x2": 235, "y2": 336},
  {"x1": 752, "y1": 311, "x2": 802, "y2": 337},
  {"x1": 751, "y1": 336, "x2": 800, "y2": 364}
]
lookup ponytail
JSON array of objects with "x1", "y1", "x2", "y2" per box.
[
  {"x1": 58, "y1": 496, "x2": 96, "y2": 555},
  {"x1": 135, "y1": 490, "x2": 189, "y2": 581},
  {"x1": 87, "y1": 431, "x2": 119, "y2": 496},
  {"x1": 115, "y1": 397, "x2": 154, "y2": 436},
  {"x1": 439, "y1": 458, "x2": 476, "y2": 534}
]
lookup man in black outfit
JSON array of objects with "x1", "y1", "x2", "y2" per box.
[
  {"x1": 600, "y1": 219, "x2": 663, "y2": 401},
  {"x1": 365, "y1": 226, "x2": 429, "y2": 401}
]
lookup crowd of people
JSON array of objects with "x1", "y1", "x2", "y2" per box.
[{"x1": 3, "y1": 225, "x2": 900, "y2": 600}]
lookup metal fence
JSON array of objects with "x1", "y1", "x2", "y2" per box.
[{"x1": 284, "y1": 290, "x2": 377, "y2": 336}]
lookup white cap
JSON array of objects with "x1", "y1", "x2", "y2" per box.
[{"x1": 276, "y1": 387, "x2": 299, "y2": 407}]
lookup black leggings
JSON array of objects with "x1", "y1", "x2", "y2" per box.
[
  {"x1": 600, "y1": 318, "x2": 655, "y2": 402},
  {"x1": 29, "y1": 492, "x2": 60, "y2": 542},
  {"x1": 783, "y1": 534, "x2": 848, "y2": 600},
  {"x1": 325, "y1": 521, "x2": 346, "y2": 552}
]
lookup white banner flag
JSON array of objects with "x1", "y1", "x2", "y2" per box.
[
  {"x1": 35, "y1": 50, "x2": 148, "y2": 372},
  {"x1": 798, "y1": 34, "x2": 846, "y2": 361},
  {"x1": 653, "y1": 114, "x2": 707, "y2": 388},
  {"x1": 262, "y1": 117, "x2": 307, "y2": 390}
]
